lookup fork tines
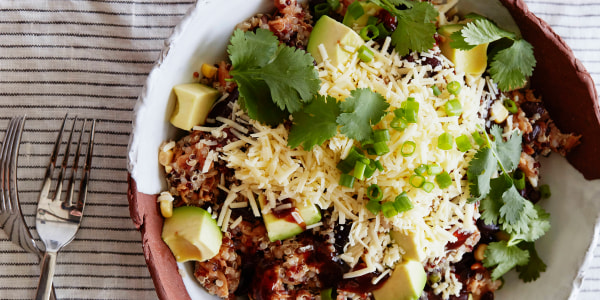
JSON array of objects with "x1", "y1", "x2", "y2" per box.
[{"x1": 39, "y1": 115, "x2": 96, "y2": 219}]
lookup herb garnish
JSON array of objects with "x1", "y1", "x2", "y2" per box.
[
  {"x1": 228, "y1": 28, "x2": 320, "y2": 125},
  {"x1": 288, "y1": 94, "x2": 340, "y2": 150},
  {"x1": 450, "y1": 17, "x2": 536, "y2": 91},
  {"x1": 468, "y1": 125, "x2": 550, "y2": 281},
  {"x1": 369, "y1": 0, "x2": 438, "y2": 56}
]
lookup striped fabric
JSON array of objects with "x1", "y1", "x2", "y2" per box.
[{"x1": 0, "y1": 0, "x2": 598, "y2": 299}]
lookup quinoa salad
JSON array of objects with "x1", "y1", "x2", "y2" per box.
[{"x1": 156, "y1": 1, "x2": 581, "y2": 299}]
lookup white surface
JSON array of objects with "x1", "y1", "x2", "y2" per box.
[{"x1": 128, "y1": 0, "x2": 600, "y2": 299}]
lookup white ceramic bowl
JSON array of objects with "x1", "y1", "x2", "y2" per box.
[{"x1": 128, "y1": 1, "x2": 600, "y2": 299}]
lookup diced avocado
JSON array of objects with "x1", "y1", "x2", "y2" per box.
[
  {"x1": 372, "y1": 260, "x2": 427, "y2": 300},
  {"x1": 438, "y1": 24, "x2": 488, "y2": 77},
  {"x1": 258, "y1": 194, "x2": 322, "y2": 242},
  {"x1": 170, "y1": 83, "x2": 219, "y2": 131},
  {"x1": 307, "y1": 15, "x2": 365, "y2": 67},
  {"x1": 391, "y1": 230, "x2": 426, "y2": 262},
  {"x1": 343, "y1": 2, "x2": 382, "y2": 27},
  {"x1": 161, "y1": 206, "x2": 222, "y2": 263}
]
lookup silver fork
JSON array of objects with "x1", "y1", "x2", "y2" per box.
[
  {"x1": 35, "y1": 115, "x2": 96, "y2": 300},
  {"x1": 0, "y1": 117, "x2": 38, "y2": 254},
  {"x1": 0, "y1": 117, "x2": 58, "y2": 300}
]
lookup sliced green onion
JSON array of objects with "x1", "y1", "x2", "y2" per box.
[
  {"x1": 362, "y1": 139, "x2": 374, "y2": 147},
  {"x1": 513, "y1": 169, "x2": 525, "y2": 191},
  {"x1": 353, "y1": 160, "x2": 367, "y2": 180},
  {"x1": 327, "y1": 0, "x2": 340, "y2": 10},
  {"x1": 409, "y1": 174, "x2": 426, "y2": 188},
  {"x1": 339, "y1": 173, "x2": 355, "y2": 188},
  {"x1": 472, "y1": 131, "x2": 485, "y2": 146},
  {"x1": 367, "y1": 16, "x2": 378, "y2": 26},
  {"x1": 336, "y1": 160, "x2": 354, "y2": 174},
  {"x1": 357, "y1": 45, "x2": 374, "y2": 62},
  {"x1": 447, "y1": 81, "x2": 461, "y2": 95},
  {"x1": 393, "y1": 108, "x2": 405, "y2": 118},
  {"x1": 366, "y1": 200, "x2": 382, "y2": 215},
  {"x1": 374, "y1": 160, "x2": 384, "y2": 172},
  {"x1": 456, "y1": 134, "x2": 472, "y2": 152},
  {"x1": 345, "y1": 147, "x2": 365, "y2": 165},
  {"x1": 503, "y1": 99, "x2": 518, "y2": 114},
  {"x1": 414, "y1": 164, "x2": 427, "y2": 175},
  {"x1": 427, "y1": 164, "x2": 442, "y2": 176},
  {"x1": 407, "y1": 97, "x2": 416, "y2": 102},
  {"x1": 391, "y1": 117, "x2": 408, "y2": 131},
  {"x1": 382, "y1": 202, "x2": 398, "y2": 218},
  {"x1": 343, "y1": 1, "x2": 364, "y2": 26},
  {"x1": 376, "y1": 22, "x2": 391, "y2": 37},
  {"x1": 401, "y1": 141, "x2": 416, "y2": 157},
  {"x1": 432, "y1": 85, "x2": 441, "y2": 96},
  {"x1": 444, "y1": 99, "x2": 463, "y2": 116},
  {"x1": 435, "y1": 171, "x2": 452, "y2": 189},
  {"x1": 394, "y1": 192, "x2": 413, "y2": 212},
  {"x1": 374, "y1": 129, "x2": 390, "y2": 142},
  {"x1": 437, "y1": 133, "x2": 454, "y2": 150},
  {"x1": 363, "y1": 160, "x2": 377, "y2": 178},
  {"x1": 367, "y1": 184, "x2": 383, "y2": 202},
  {"x1": 373, "y1": 141, "x2": 389, "y2": 156},
  {"x1": 539, "y1": 184, "x2": 551, "y2": 199},
  {"x1": 314, "y1": 3, "x2": 331, "y2": 20},
  {"x1": 404, "y1": 100, "x2": 419, "y2": 123},
  {"x1": 422, "y1": 181, "x2": 435, "y2": 193},
  {"x1": 360, "y1": 25, "x2": 379, "y2": 41},
  {"x1": 366, "y1": 147, "x2": 377, "y2": 156}
]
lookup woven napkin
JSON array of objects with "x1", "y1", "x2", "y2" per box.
[{"x1": 0, "y1": 0, "x2": 598, "y2": 299}]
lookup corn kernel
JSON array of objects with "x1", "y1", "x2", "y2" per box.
[
  {"x1": 201, "y1": 63, "x2": 218, "y2": 78},
  {"x1": 160, "y1": 200, "x2": 173, "y2": 218},
  {"x1": 474, "y1": 243, "x2": 488, "y2": 261},
  {"x1": 158, "y1": 149, "x2": 174, "y2": 167}
]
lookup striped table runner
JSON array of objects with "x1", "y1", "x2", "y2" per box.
[{"x1": 0, "y1": 0, "x2": 598, "y2": 299}]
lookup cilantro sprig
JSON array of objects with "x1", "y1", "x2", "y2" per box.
[
  {"x1": 450, "y1": 17, "x2": 536, "y2": 91},
  {"x1": 468, "y1": 125, "x2": 550, "y2": 281},
  {"x1": 228, "y1": 29, "x2": 320, "y2": 125},
  {"x1": 369, "y1": 0, "x2": 438, "y2": 56},
  {"x1": 288, "y1": 94, "x2": 340, "y2": 150}
]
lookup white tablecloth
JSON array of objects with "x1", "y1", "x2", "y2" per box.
[{"x1": 0, "y1": 0, "x2": 598, "y2": 299}]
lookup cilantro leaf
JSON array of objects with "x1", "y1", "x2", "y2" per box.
[
  {"x1": 392, "y1": 17, "x2": 437, "y2": 56},
  {"x1": 467, "y1": 147, "x2": 497, "y2": 200},
  {"x1": 370, "y1": 0, "x2": 437, "y2": 56},
  {"x1": 509, "y1": 205, "x2": 551, "y2": 244},
  {"x1": 261, "y1": 45, "x2": 320, "y2": 113},
  {"x1": 449, "y1": 30, "x2": 475, "y2": 51},
  {"x1": 235, "y1": 75, "x2": 289, "y2": 126},
  {"x1": 228, "y1": 28, "x2": 320, "y2": 124},
  {"x1": 288, "y1": 94, "x2": 340, "y2": 150},
  {"x1": 516, "y1": 242, "x2": 547, "y2": 282},
  {"x1": 483, "y1": 241, "x2": 530, "y2": 280},
  {"x1": 490, "y1": 39, "x2": 536, "y2": 91},
  {"x1": 337, "y1": 88, "x2": 389, "y2": 142},
  {"x1": 460, "y1": 19, "x2": 515, "y2": 47},
  {"x1": 228, "y1": 29, "x2": 278, "y2": 70},
  {"x1": 499, "y1": 185, "x2": 538, "y2": 235},
  {"x1": 490, "y1": 125, "x2": 522, "y2": 173},
  {"x1": 479, "y1": 175, "x2": 512, "y2": 223}
]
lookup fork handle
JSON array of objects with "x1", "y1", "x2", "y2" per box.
[{"x1": 35, "y1": 251, "x2": 58, "y2": 300}]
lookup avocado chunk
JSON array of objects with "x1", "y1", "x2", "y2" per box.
[
  {"x1": 438, "y1": 24, "x2": 488, "y2": 77},
  {"x1": 372, "y1": 260, "x2": 427, "y2": 300},
  {"x1": 391, "y1": 230, "x2": 426, "y2": 262},
  {"x1": 170, "y1": 83, "x2": 219, "y2": 131},
  {"x1": 258, "y1": 194, "x2": 322, "y2": 242},
  {"x1": 161, "y1": 206, "x2": 222, "y2": 263},
  {"x1": 307, "y1": 15, "x2": 365, "y2": 67}
]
